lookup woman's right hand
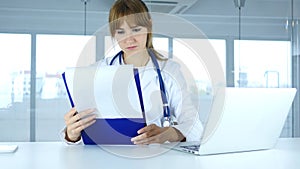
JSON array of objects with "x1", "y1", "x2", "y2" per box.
[{"x1": 64, "y1": 108, "x2": 97, "y2": 142}]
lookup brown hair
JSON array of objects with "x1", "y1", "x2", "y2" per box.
[{"x1": 109, "y1": 0, "x2": 165, "y2": 59}]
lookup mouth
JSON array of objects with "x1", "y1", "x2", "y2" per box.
[{"x1": 126, "y1": 46, "x2": 137, "y2": 50}]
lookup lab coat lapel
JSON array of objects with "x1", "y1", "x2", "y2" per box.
[{"x1": 140, "y1": 61, "x2": 158, "y2": 89}]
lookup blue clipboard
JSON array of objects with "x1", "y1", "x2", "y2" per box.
[
  {"x1": 82, "y1": 118, "x2": 146, "y2": 145},
  {"x1": 61, "y1": 71, "x2": 146, "y2": 145}
]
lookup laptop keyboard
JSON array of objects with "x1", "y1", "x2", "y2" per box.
[{"x1": 180, "y1": 144, "x2": 200, "y2": 151}]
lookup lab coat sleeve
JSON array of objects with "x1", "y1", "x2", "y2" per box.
[
  {"x1": 59, "y1": 127, "x2": 84, "y2": 145},
  {"x1": 163, "y1": 60, "x2": 204, "y2": 142}
]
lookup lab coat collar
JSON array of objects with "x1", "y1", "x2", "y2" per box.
[{"x1": 139, "y1": 58, "x2": 167, "y2": 89}]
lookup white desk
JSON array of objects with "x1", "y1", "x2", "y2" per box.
[{"x1": 0, "y1": 138, "x2": 299, "y2": 169}]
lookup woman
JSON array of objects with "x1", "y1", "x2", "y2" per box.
[{"x1": 62, "y1": 0, "x2": 203, "y2": 145}]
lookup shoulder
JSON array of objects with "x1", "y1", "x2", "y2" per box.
[
  {"x1": 159, "y1": 58, "x2": 189, "y2": 87},
  {"x1": 157, "y1": 59, "x2": 186, "y2": 86},
  {"x1": 159, "y1": 58, "x2": 181, "y2": 74}
]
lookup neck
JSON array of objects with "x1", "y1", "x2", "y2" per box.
[{"x1": 123, "y1": 50, "x2": 150, "y2": 67}]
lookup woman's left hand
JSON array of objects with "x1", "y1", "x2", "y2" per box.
[{"x1": 131, "y1": 124, "x2": 184, "y2": 145}]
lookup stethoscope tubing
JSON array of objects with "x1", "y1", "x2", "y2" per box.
[{"x1": 109, "y1": 49, "x2": 171, "y2": 126}]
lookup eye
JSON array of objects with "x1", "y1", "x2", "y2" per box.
[
  {"x1": 116, "y1": 29, "x2": 125, "y2": 35},
  {"x1": 132, "y1": 27, "x2": 142, "y2": 33}
]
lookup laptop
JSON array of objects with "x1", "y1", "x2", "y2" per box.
[{"x1": 164, "y1": 87, "x2": 297, "y2": 155}]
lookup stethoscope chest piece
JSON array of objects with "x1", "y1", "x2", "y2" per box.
[{"x1": 161, "y1": 116, "x2": 171, "y2": 127}]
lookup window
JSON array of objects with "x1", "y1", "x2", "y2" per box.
[
  {"x1": 35, "y1": 34, "x2": 95, "y2": 141},
  {"x1": 0, "y1": 33, "x2": 31, "y2": 141},
  {"x1": 153, "y1": 37, "x2": 169, "y2": 57},
  {"x1": 234, "y1": 40, "x2": 292, "y2": 137},
  {"x1": 234, "y1": 40, "x2": 291, "y2": 88},
  {"x1": 173, "y1": 38, "x2": 226, "y2": 123},
  {"x1": 173, "y1": 38, "x2": 226, "y2": 95}
]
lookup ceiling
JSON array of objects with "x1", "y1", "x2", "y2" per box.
[
  {"x1": 0, "y1": 0, "x2": 298, "y2": 38},
  {"x1": 0, "y1": 0, "x2": 299, "y2": 18}
]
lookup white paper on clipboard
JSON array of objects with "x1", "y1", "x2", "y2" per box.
[{"x1": 63, "y1": 65, "x2": 143, "y2": 119}]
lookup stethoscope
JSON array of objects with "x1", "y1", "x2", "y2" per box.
[{"x1": 109, "y1": 49, "x2": 173, "y2": 127}]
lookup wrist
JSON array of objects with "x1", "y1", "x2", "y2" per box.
[
  {"x1": 168, "y1": 127, "x2": 185, "y2": 142},
  {"x1": 65, "y1": 130, "x2": 80, "y2": 143}
]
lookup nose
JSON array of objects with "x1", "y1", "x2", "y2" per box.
[{"x1": 123, "y1": 33, "x2": 135, "y2": 43}]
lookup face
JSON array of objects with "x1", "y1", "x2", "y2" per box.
[{"x1": 114, "y1": 21, "x2": 148, "y2": 58}]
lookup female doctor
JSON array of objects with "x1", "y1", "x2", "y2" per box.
[{"x1": 62, "y1": 0, "x2": 203, "y2": 145}]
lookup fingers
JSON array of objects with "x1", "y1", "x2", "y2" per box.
[
  {"x1": 68, "y1": 118, "x2": 96, "y2": 136},
  {"x1": 68, "y1": 113, "x2": 97, "y2": 131},
  {"x1": 64, "y1": 108, "x2": 97, "y2": 141},
  {"x1": 131, "y1": 124, "x2": 169, "y2": 145},
  {"x1": 132, "y1": 135, "x2": 158, "y2": 145},
  {"x1": 137, "y1": 124, "x2": 156, "y2": 134},
  {"x1": 64, "y1": 108, "x2": 77, "y2": 122},
  {"x1": 65, "y1": 108, "x2": 96, "y2": 126}
]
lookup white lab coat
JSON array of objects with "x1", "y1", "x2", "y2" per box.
[{"x1": 60, "y1": 55, "x2": 203, "y2": 144}]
